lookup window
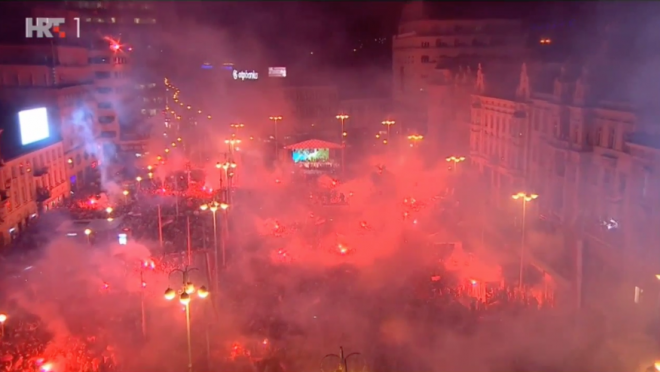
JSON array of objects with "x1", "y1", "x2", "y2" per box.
[
  {"x1": 618, "y1": 173, "x2": 626, "y2": 194},
  {"x1": 421, "y1": 41, "x2": 430, "y2": 48},
  {"x1": 435, "y1": 39, "x2": 446, "y2": 47},
  {"x1": 95, "y1": 71, "x2": 111, "y2": 79},
  {"x1": 608, "y1": 127, "x2": 615, "y2": 148},
  {"x1": 98, "y1": 102, "x2": 112, "y2": 109},
  {"x1": 98, "y1": 116, "x2": 115, "y2": 124},
  {"x1": 96, "y1": 87, "x2": 112, "y2": 94},
  {"x1": 421, "y1": 55, "x2": 430, "y2": 63}
]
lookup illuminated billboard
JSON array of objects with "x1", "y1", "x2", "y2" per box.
[
  {"x1": 18, "y1": 107, "x2": 50, "y2": 145},
  {"x1": 292, "y1": 148, "x2": 329, "y2": 163},
  {"x1": 232, "y1": 70, "x2": 258, "y2": 80},
  {"x1": 268, "y1": 67, "x2": 287, "y2": 78}
]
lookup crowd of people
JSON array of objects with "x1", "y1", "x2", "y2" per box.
[
  {"x1": 0, "y1": 148, "x2": 568, "y2": 372},
  {"x1": 0, "y1": 311, "x2": 117, "y2": 372}
]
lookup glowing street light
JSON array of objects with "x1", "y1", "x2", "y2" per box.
[
  {"x1": 105, "y1": 207, "x2": 113, "y2": 214},
  {"x1": 381, "y1": 120, "x2": 395, "y2": 138},
  {"x1": 122, "y1": 190, "x2": 129, "y2": 203},
  {"x1": 0, "y1": 313, "x2": 6, "y2": 338},
  {"x1": 336, "y1": 114, "x2": 349, "y2": 176},
  {"x1": 230, "y1": 123, "x2": 245, "y2": 134},
  {"x1": 512, "y1": 192, "x2": 539, "y2": 289},
  {"x1": 219, "y1": 161, "x2": 237, "y2": 192},
  {"x1": 446, "y1": 156, "x2": 466, "y2": 171},
  {"x1": 269, "y1": 116, "x2": 283, "y2": 159},
  {"x1": 407, "y1": 135, "x2": 424, "y2": 147},
  {"x1": 84, "y1": 228, "x2": 92, "y2": 245},
  {"x1": 164, "y1": 267, "x2": 209, "y2": 372},
  {"x1": 200, "y1": 202, "x2": 221, "y2": 286},
  {"x1": 225, "y1": 139, "x2": 241, "y2": 154}
]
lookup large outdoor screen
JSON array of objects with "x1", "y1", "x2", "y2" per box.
[
  {"x1": 292, "y1": 148, "x2": 330, "y2": 163},
  {"x1": 18, "y1": 107, "x2": 50, "y2": 145}
]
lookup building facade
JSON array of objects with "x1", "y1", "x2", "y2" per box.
[
  {"x1": 467, "y1": 59, "x2": 660, "y2": 310},
  {"x1": 0, "y1": 44, "x2": 100, "y2": 192},
  {"x1": 0, "y1": 140, "x2": 69, "y2": 247},
  {"x1": 393, "y1": 1, "x2": 525, "y2": 134},
  {"x1": 278, "y1": 85, "x2": 339, "y2": 142}
]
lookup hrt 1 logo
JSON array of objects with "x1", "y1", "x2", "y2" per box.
[{"x1": 25, "y1": 18, "x2": 66, "y2": 38}]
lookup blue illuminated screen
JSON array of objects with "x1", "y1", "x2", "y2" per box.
[{"x1": 292, "y1": 148, "x2": 329, "y2": 163}]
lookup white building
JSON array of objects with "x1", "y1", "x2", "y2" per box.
[{"x1": 392, "y1": 1, "x2": 524, "y2": 133}]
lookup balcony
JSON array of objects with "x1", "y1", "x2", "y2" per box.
[
  {"x1": 33, "y1": 166, "x2": 49, "y2": 177},
  {"x1": 36, "y1": 187, "x2": 51, "y2": 203}
]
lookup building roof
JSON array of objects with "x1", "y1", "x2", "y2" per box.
[{"x1": 284, "y1": 139, "x2": 343, "y2": 150}]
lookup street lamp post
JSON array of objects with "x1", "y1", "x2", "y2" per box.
[
  {"x1": 140, "y1": 259, "x2": 155, "y2": 339},
  {"x1": 445, "y1": 156, "x2": 466, "y2": 172},
  {"x1": 136, "y1": 176, "x2": 143, "y2": 190},
  {"x1": 220, "y1": 161, "x2": 237, "y2": 203},
  {"x1": 512, "y1": 192, "x2": 539, "y2": 289},
  {"x1": 219, "y1": 203, "x2": 229, "y2": 267},
  {"x1": 269, "y1": 116, "x2": 283, "y2": 160},
  {"x1": 321, "y1": 347, "x2": 362, "y2": 372},
  {"x1": 122, "y1": 190, "x2": 129, "y2": 204},
  {"x1": 0, "y1": 313, "x2": 6, "y2": 338},
  {"x1": 200, "y1": 202, "x2": 220, "y2": 286},
  {"x1": 164, "y1": 267, "x2": 209, "y2": 372},
  {"x1": 407, "y1": 135, "x2": 424, "y2": 147},
  {"x1": 382, "y1": 120, "x2": 395, "y2": 139},
  {"x1": 186, "y1": 213, "x2": 193, "y2": 265},
  {"x1": 84, "y1": 228, "x2": 92, "y2": 245},
  {"x1": 224, "y1": 139, "x2": 241, "y2": 156},
  {"x1": 230, "y1": 123, "x2": 244, "y2": 136},
  {"x1": 336, "y1": 114, "x2": 349, "y2": 176},
  {"x1": 157, "y1": 203, "x2": 164, "y2": 248}
]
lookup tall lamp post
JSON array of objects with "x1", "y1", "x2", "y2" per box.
[
  {"x1": 336, "y1": 114, "x2": 349, "y2": 176},
  {"x1": 0, "y1": 313, "x2": 6, "y2": 338},
  {"x1": 220, "y1": 161, "x2": 237, "y2": 203},
  {"x1": 407, "y1": 135, "x2": 424, "y2": 147},
  {"x1": 321, "y1": 347, "x2": 362, "y2": 372},
  {"x1": 84, "y1": 228, "x2": 92, "y2": 245},
  {"x1": 200, "y1": 202, "x2": 220, "y2": 286},
  {"x1": 224, "y1": 139, "x2": 241, "y2": 156},
  {"x1": 122, "y1": 190, "x2": 129, "y2": 204},
  {"x1": 381, "y1": 120, "x2": 395, "y2": 140},
  {"x1": 164, "y1": 267, "x2": 209, "y2": 372},
  {"x1": 230, "y1": 123, "x2": 244, "y2": 136},
  {"x1": 269, "y1": 116, "x2": 283, "y2": 159},
  {"x1": 445, "y1": 156, "x2": 466, "y2": 172},
  {"x1": 512, "y1": 192, "x2": 539, "y2": 289},
  {"x1": 219, "y1": 203, "x2": 229, "y2": 267},
  {"x1": 139, "y1": 259, "x2": 155, "y2": 339}
]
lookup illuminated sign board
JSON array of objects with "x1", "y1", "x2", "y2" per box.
[
  {"x1": 232, "y1": 70, "x2": 258, "y2": 81},
  {"x1": 268, "y1": 67, "x2": 287, "y2": 78}
]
